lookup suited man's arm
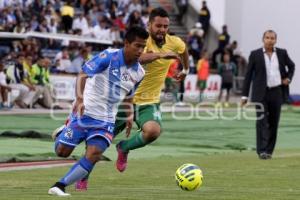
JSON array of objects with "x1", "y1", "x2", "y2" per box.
[
  {"x1": 284, "y1": 50, "x2": 295, "y2": 81},
  {"x1": 242, "y1": 52, "x2": 255, "y2": 98}
]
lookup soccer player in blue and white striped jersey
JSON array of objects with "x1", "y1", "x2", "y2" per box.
[{"x1": 48, "y1": 26, "x2": 148, "y2": 197}]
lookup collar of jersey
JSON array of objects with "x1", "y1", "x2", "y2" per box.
[{"x1": 118, "y1": 48, "x2": 139, "y2": 72}]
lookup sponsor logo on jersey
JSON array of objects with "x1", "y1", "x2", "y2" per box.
[
  {"x1": 86, "y1": 61, "x2": 96, "y2": 70},
  {"x1": 121, "y1": 72, "x2": 130, "y2": 81},
  {"x1": 99, "y1": 52, "x2": 107, "y2": 58},
  {"x1": 64, "y1": 128, "x2": 73, "y2": 139}
]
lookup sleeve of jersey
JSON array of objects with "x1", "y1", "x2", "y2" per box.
[
  {"x1": 82, "y1": 50, "x2": 111, "y2": 77},
  {"x1": 173, "y1": 36, "x2": 186, "y2": 54}
]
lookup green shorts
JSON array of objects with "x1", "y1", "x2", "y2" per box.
[{"x1": 114, "y1": 103, "x2": 162, "y2": 136}]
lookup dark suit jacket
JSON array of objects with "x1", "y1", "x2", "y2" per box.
[{"x1": 242, "y1": 48, "x2": 295, "y2": 102}]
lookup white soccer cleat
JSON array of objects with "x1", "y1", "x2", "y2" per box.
[
  {"x1": 51, "y1": 125, "x2": 65, "y2": 140},
  {"x1": 48, "y1": 187, "x2": 71, "y2": 196}
]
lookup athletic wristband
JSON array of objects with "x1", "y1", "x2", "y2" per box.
[{"x1": 181, "y1": 68, "x2": 189, "y2": 75}]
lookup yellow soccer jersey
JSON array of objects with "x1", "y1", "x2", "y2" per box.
[{"x1": 133, "y1": 34, "x2": 186, "y2": 105}]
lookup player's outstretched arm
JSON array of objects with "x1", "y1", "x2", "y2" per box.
[{"x1": 139, "y1": 51, "x2": 180, "y2": 65}]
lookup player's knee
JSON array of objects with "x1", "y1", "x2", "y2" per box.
[
  {"x1": 55, "y1": 149, "x2": 71, "y2": 158},
  {"x1": 55, "y1": 144, "x2": 73, "y2": 158},
  {"x1": 86, "y1": 150, "x2": 102, "y2": 164},
  {"x1": 143, "y1": 122, "x2": 161, "y2": 142}
]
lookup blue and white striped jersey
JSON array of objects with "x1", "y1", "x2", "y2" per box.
[{"x1": 81, "y1": 48, "x2": 145, "y2": 123}]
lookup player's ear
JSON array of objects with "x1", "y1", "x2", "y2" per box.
[
  {"x1": 147, "y1": 21, "x2": 151, "y2": 31},
  {"x1": 124, "y1": 39, "x2": 130, "y2": 48}
]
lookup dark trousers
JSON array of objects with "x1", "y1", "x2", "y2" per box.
[
  {"x1": 62, "y1": 15, "x2": 73, "y2": 33},
  {"x1": 255, "y1": 86, "x2": 282, "y2": 155}
]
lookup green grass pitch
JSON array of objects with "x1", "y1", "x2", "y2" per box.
[{"x1": 0, "y1": 108, "x2": 300, "y2": 199}]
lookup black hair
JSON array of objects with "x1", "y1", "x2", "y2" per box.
[
  {"x1": 149, "y1": 7, "x2": 169, "y2": 22},
  {"x1": 125, "y1": 26, "x2": 149, "y2": 43},
  {"x1": 263, "y1": 30, "x2": 277, "y2": 39}
]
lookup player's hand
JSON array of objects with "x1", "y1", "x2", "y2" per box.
[
  {"x1": 160, "y1": 52, "x2": 180, "y2": 60},
  {"x1": 175, "y1": 71, "x2": 187, "y2": 81},
  {"x1": 125, "y1": 117, "x2": 133, "y2": 138},
  {"x1": 241, "y1": 99, "x2": 247, "y2": 107},
  {"x1": 73, "y1": 98, "x2": 84, "y2": 116},
  {"x1": 282, "y1": 78, "x2": 290, "y2": 86}
]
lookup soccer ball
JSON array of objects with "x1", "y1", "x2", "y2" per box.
[{"x1": 175, "y1": 163, "x2": 203, "y2": 191}]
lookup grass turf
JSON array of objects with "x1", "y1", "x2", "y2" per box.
[
  {"x1": 0, "y1": 151, "x2": 300, "y2": 200},
  {"x1": 0, "y1": 108, "x2": 299, "y2": 199}
]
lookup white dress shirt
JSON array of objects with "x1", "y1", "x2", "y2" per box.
[{"x1": 263, "y1": 48, "x2": 281, "y2": 88}]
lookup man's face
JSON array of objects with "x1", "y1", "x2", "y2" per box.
[
  {"x1": 263, "y1": 32, "x2": 277, "y2": 49},
  {"x1": 125, "y1": 37, "x2": 147, "y2": 61},
  {"x1": 148, "y1": 16, "x2": 169, "y2": 43}
]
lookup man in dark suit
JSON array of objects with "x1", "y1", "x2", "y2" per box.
[{"x1": 241, "y1": 30, "x2": 295, "y2": 159}]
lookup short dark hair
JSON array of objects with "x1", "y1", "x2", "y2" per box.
[
  {"x1": 263, "y1": 30, "x2": 277, "y2": 39},
  {"x1": 125, "y1": 26, "x2": 149, "y2": 43},
  {"x1": 149, "y1": 7, "x2": 169, "y2": 22}
]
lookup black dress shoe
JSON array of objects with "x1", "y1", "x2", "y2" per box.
[
  {"x1": 259, "y1": 152, "x2": 272, "y2": 160},
  {"x1": 259, "y1": 153, "x2": 267, "y2": 159},
  {"x1": 265, "y1": 153, "x2": 272, "y2": 159}
]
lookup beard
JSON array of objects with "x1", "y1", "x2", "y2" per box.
[{"x1": 150, "y1": 32, "x2": 165, "y2": 47}]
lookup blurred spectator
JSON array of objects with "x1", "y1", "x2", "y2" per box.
[
  {"x1": 165, "y1": 59, "x2": 180, "y2": 102},
  {"x1": 127, "y1": 10, "x2": 144, "y2": 29},
  {"x1": 31, "y1": 58, "x2": 54, "y2": 109},
  {"x1": 187, "y1": 22, "x2": 204, "y2": 62},
  {"x1": 6, "y1": 55, "x2": 40, "y2": 108},
  {"x1": 72, "y1": 12, "x2": 89, "y2": 35},
  {"x1": 118, "y1": 0, "x2": 131, "y2": 11},
  {"x1": 141, "y1": 10, "x2": 149, "y2": 26},
  {"x1": 128, "y1": 0, "x2": 142, "y2": 14},
  {"x1": 30, "y1": 0, "x2": 43, "y2": 16},
  {"x1": 113, "y1": 11, "x2": 126, "y2": 39},
  {"x1": 198, "y1": 0, "x2": 210, "y2": 37},
  {"x1": 92, "y1": 17, "x2": 112, "y2": 40},
  {"x1": 54, "y1": 47, "x2": 71, "y2": 73},
  {"x1": 141, "y1": 0, "x2": 149, "y2": 7},
  {"x1": 13, "y1": 21, "x2": 26, "y2": 33},
  {"x1": 97, "y1": 2, "x2": 111, "y2": 19},
  {"x1": 27, "y1": 15, "x2": 39, "y2": 31},
  {"x1": 176, "y1": 0, "x2": 188, "y2": 23},
  {"x1": 226, "y1": 40, "x2": 238, "y2": 64},
  {"x1": 197, "y1": 50, "x2": 210, "y2": 102},
  {"x1": 67, "y1": 47, "x2": 90, "y2": 74},
  {"x1": 212, "y1": 25, "x2": 230, "y2": 67},
  {"x1": 188, "y1": 49, "x2": 196, "y2": 74},
  {"x1": 53, "y1": 0, "x2": 63, "y2": 12},
  {"x1": 0, "y1": 62, "x2": 12, "y2": 109},
  {"x1": 217, "y1": 52, "x2": 237, "y2": 107},
  {"x1": 36, "y1": 18, "x2": 50, "y2": 32},
  {"x1": 48, "y1": 17, "x2": 58, "y2": 33},
  {"x1": 60, "y1": 0, "x2": 74, "y2": 33}
]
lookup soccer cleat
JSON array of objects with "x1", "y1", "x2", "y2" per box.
[
  {"x1": 75, "y1": 179, "x2": 88, "y2": 191},
  {"x1": 51, "y1": 125, "x2": 65, "y2": 140},
  {"x1": 48, "y1": 187, "x2": 71, "y2": 196},
  {"x1": 116, "y1": 142, "x2": 129, "y2": 172}
]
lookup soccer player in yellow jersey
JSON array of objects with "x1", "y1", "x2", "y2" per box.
[{"x1": 115, "y1": 7, "x2": 190, "y2": 172}]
